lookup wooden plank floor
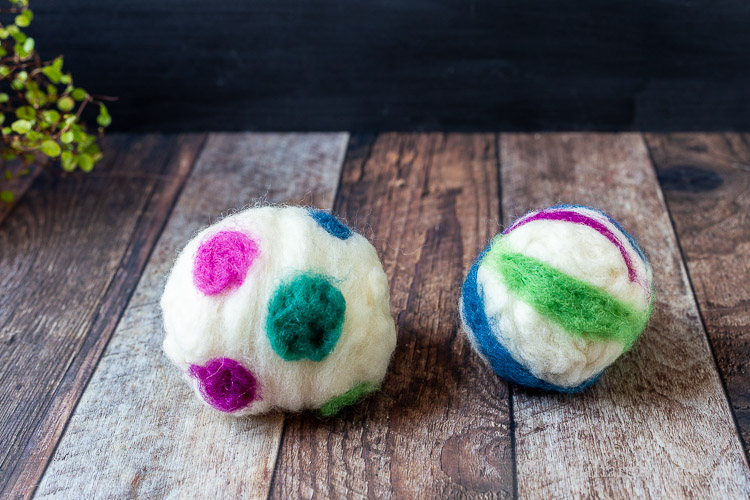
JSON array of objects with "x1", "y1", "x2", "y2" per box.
[{"x1": 0, "y1": 132, "x2": 748, "y2": 499}]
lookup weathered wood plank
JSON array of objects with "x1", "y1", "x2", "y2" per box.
[
  {"x1": 35, "y1": 133, "x2": 348, "y2": 498},
  {"x1": 0, "y1": 133, "x2": 205, "y2": 498},
  {"x1": 0, "y1": 167, "x2": 42, "y2": 227},
  {"x1": 645, "y1": 133, "x2": 750, "y2": 456},
  {"x1": 270, "y1": 133, "x2": 513, "y2": 499},
  {"x1": 500, "y1": 133, "x2": 750, "y2": 498}
]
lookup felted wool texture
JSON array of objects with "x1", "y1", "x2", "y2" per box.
[
  {"x1": 193, "y1": 230, "x2": 260, "y2": 295},
  {"x1": 460, "y1": 205, "x2": 653, "y2": 391},
  {"x1": 188, "y1": 357, "x2": 259, "y2": 412},
  {"x1": 266, "y1": 273, "x2": 347, "y2": 362},
  {"x1": 318, "y1": 382, "x2": 377, "y2": 417},
  {"x1": 161, "y1": 206, "x2": 396, "y2": 415}
]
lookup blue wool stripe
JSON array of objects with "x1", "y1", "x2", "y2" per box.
[
  {"x1": 307, "y1": 208, "x2": 353, "y2": 240},
  {"x1": 547, "y1": 204, "x2": 649, "y2": 265},
  {"x1": 461, "y1": 249, "x2": 602, "y2": 393}
]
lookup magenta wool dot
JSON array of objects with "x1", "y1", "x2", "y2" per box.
[
  {"x1": 188, "y1": 358, "x2": 260, "y2": 412},
  {"x1": 192, "y1": 230, "x2": 260, "y2": 295}
]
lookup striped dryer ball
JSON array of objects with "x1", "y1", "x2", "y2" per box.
[
  {"x1": 459, "y1": 205, "x2": 654, "y2": 392},
  {"x1": 161, "y1": 206, "x2": 396, "y2": 415}
]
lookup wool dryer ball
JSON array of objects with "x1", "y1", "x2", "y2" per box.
[
  {"x1": 161, "y1": 206, "x2": 396, "y2": 416},
  {"x1": 460, "y1": 205, "x2": 654, "y2": 392}
]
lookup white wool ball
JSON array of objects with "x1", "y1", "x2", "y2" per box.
[
  {"x1": 460, "y1": 205, "x2": 653, "y2": 392},
  {"x1": 161, "y1": 206, "x2": 396, "y2": 416}
]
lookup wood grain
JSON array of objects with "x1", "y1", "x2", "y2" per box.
[
  {"x1": 0, "y1": 133, "x2": 205, "y2": 498},
  {"x1": 645, "y1": 133, "x2": 750, "y2": 455},
  {"x1": 0, "y1": 167, "x2": 42, "y2": 227},
  {"x1": 270, "y1": 133, "x2": 513, "y2": 499},
  {"x1": 35, "y1": 133, "x2": 348, "y2": 498},
  {"x1": 500, "y1": 133, "x2": 750, "y2": 498}
]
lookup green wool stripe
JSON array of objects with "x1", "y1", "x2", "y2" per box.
[
  {"x1": 482, "y1": 242, "x2": 650, "y2": 347},
  {"x1": 318, "y1": 382, "x2": 377, "y2": 417}
]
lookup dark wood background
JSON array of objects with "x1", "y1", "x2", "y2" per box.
[{"x1": 27, "y1": 0, "x2": 750, "y2": 132}]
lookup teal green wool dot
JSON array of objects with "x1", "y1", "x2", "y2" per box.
[{"x1": 266, "y1": 273, "x2": 346, "y2": 362}]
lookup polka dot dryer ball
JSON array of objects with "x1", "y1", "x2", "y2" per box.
[
  {"x1": 459, "y1": 205, "x2": 653, "y2": 392},
  {"x1": 161, "y1": 206, "x2": 396, "y2": 416}
]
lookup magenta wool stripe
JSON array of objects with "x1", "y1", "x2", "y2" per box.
[{"x1": 504, "y1": 209, "x2": 648, "y2": 292}]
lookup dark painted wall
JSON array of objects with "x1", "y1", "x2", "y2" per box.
[{"x1": 27, "y1": 1, "x2": 750, "y2": 131}]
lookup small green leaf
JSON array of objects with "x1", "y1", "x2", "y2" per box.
[
  {"x1": 60, "y1": 131, "x2": 74, "y2": 143},
  {"x1": 0, "y1": 66, "x2": 10, "y2": 77},
  {"x1": 59, "y1": 74, "x2": 71, "y2": 85},
  {"x1": 42, "y1": 110, "x2": 60, "y2": 123},
  {"x1": 97, "y1": 104, "x2": 112, "y2": 127},
  {"x1": 57, "y1": 96, "x2": 74, "y2": 112},
  {"x1": 7, "y1": 25, "x2": 22, "y2": 41},
  {"x1": 0, "y1": 114, "x2": 4, "y2": 125},
  {"x1": 77, "y1": 153, "x2": 94, "y2": 172},
  {"x1": 13, "y1": 33, "x2": 34, "y2": 59},
  {"x1": 61, "y1": 150, "x2": 75, "y2": 171},
  {"x1": 40, "y1": 140, "x2": 61, "y2": 157},
  {"x1": 71, "y1": 88, "x2": 86, "y2": 101},
  {"x1": 15, "y1": 14, "x2": 30, "y2": 27},
  {"x1": 42, "y1": 65, "x2": 62, "y2": 84},
  {"x1": 0, "y1": 93, "x2": 8, "y2": 103},
  {"x1": 11, "y1": 119, "x2": 31, "y2": 134},
  {"x1": 0, "y1": 190, "x2": 14, "y2": 203},
  {"x1": 14, "y1": 38, "x2": 32, "y2": 59},
  {"x1": 15, "y1": 106, "x2": 35, "y2": 120},
  {"x1": 1, "y1": 127, "x2": 10, "y2": 135},
  {"x1": 0, "y1": 28, "x2": 8, "y2": 39},
  {"x1": 27, "y1": 90, "x2": 45, "y2": 107},
  {"x1": 15, "y1": 10, "x2": 33, "y2": 26}
]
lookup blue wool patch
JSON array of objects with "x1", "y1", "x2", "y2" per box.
[
  {"x1": 307, "y1": 209, "x2": 352, "y2": 240},
  {"x1": 461, "y1": 248, "x2": 602, "y2": 393}
]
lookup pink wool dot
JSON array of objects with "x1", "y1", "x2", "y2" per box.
[{"x1": 193, "y1": 230, "x2": 259, "y2": 295}]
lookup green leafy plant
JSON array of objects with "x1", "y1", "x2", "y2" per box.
[{"x1": 0, "y1": 0, "x2": 111, "y2": 203}]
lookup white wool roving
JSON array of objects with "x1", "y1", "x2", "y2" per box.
[
  {"x1": 161, "y1": 206, "x2": 396, "y2": 416},
  {"x1": 459, "y1": 205, "x2": 653, "y2": 392}
]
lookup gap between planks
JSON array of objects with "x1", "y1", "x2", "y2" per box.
[
  {"x1": 644, "y1": 133, "x2": 750, "y2": 461},
  {"x1": 270, "y1": 133, "x2": 513, "y2": 498},
  {"x1": 0, "y1": 134, "x2": 206, "y2": 499},
  {"x1": 501, "y1": 133, "x2": 750, "y2": 498},
  {"x1": 34, "y1": 133, "x2": 349, "y2": 499}
]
